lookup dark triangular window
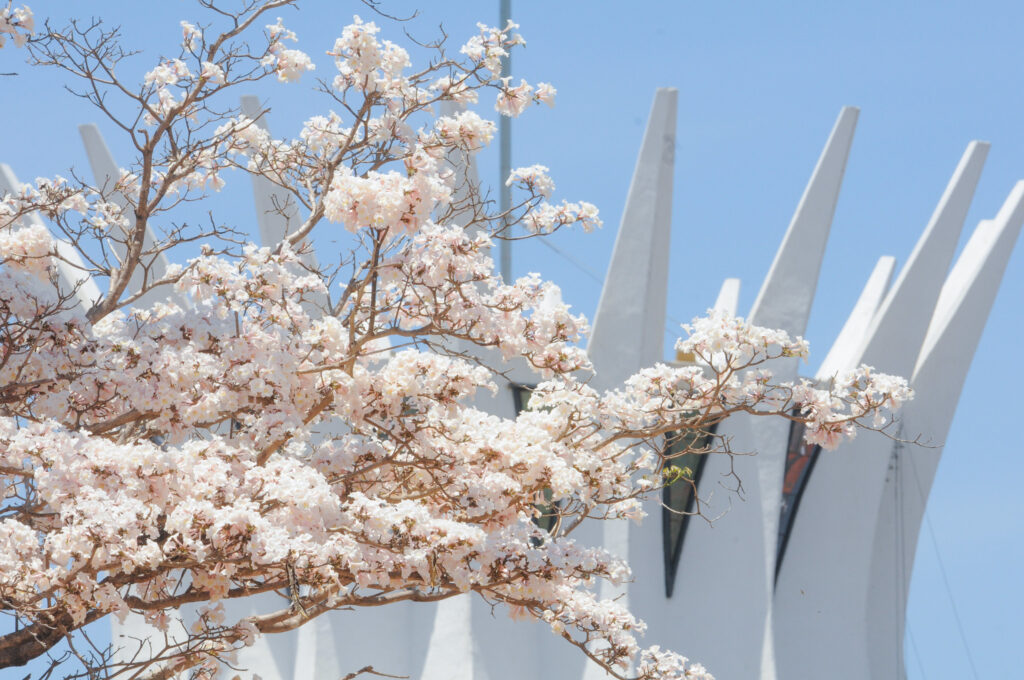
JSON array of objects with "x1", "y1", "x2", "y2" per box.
[
  {"x1": 511, "y1": 383, "x2": 535, "y2": 415},
  {"x1": 511, "y1": 383, "x2": 559, "y2": 541},
  {"x1": 662, "y1": 425, "x2": 716, "y2": 597},
  {"x1": 775, "y1": 414, "x2": 821, "y2": 581}
]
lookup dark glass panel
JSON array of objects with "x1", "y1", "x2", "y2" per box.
[
  {"x1": 511, "y1": 383, "x2": 535, "y2": 415},
  {"x1": 662, "y1": 425, "x2": 716, "y2": 597},
  {"x1": 775, "y1": 415, "x2": 822, "y2": 580},
  {"x1": 510, "y1": 383, "x2": 558, "y2": 540}
]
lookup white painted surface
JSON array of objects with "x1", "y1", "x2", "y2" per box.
[
  {"x1": 19, "y1": 99, "x2": 1004, "y2": 680},
  {"x1": 78, "y1": 124, "x2": 175, "y2": 308},
  {"x1": 654, "y1": 106, "x2": 858, "y2": 680},
  {"x1": 866, "y1": 183, "x2": 1024, "y2": 680},
  {"x1": 583, "y1": 87, "x2": 677, "y2": 680},
  {"x1": 713, "y1": 277, "x2": 741, "y2": 316},
  {"x1": 816, "y1": 255, "x2": 897, "y2": 381},
  {"x1": 588, "y1": 87, "x2": 677, "y2": 387},
  {"x1": 239, "y1": 96, "x2": 307, "y2": 248},
  {"x1": 0, "y1": 163, "x2": 102, "y2": 307},
  {"x1": 773, "y1": 142, "x2": 989, "y2": 680},
  {"x1": 750, "y1": 107, "x2": 860, "y2": 334}
]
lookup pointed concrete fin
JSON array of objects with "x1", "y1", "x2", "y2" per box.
[
  {"x1": 915, "y1": 219, "x2": 994, "y2": 370},
  {"x1": 749, "y1": 106, "x2": 859, "y2": 334},
  {"x1": 239, "y1": 96, "x2": 327, "y2": 309},
  {"x1": 856, "y1": 141, "x2": 988, "y2": 374},
  {"x1": 232, "y1": 626, "x2": 285, "y2": 680},
  {"x1": 713, "y1": 277, "x2": 741, "y2": 316},
  {"x1": 438, "y1": 100, "x2": 481, "y2": 212},
  {"x1": 293, "y1": 614, "x2": 341, "y2": 679},
  {"x1": 0, "y1": 163, "x2": 102, "y2": 307},
  {"x1": 239, "y1": 95, "x2": 308, "y2": 248},
  {"x1": 79, "y1": 124, "x2": 171, "y2": 300},
  {"x1": 420, "y1": 595, "x2": 487, "y2": 680},
  {"x1": 863, "y1": 184, "x2": 1024, "y2": 680},
  {"x1": 815, "y1": 255, "x2": 896, "y2": 380},
  {"x1": 588, "y1": 88, "x2": 676, "y2": 386},
  {"x1": 437, "y1": 100, "x2": 482, "y2": 233},
  {"x1": 914, "y1": 183, "x2": 1024, "y2": 392}
]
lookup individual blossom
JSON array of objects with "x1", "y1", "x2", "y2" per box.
[
  {"x1": 507, "y1": 164, "x2": 555, "y2": 198},
  {"x1": 495, "y1": 78, "x2": 534, "y2": 117},
  {"x1": 201, "y1": 61, "x2": 226, "y2": 84},
  {"x1": 0, "y1": 4, "x2": 32, "y2": 48},
  {"x1": 0, "y1": 222, "x2": 53, "y2": 277},
  {"x1": 181, "y1": 20, "x2": 202, "y2": 51},
  {"x1": 262, "y1": 18, "x2": 314, "y2": 82},
  {"x1": 535, "y1": 82, "x2": 557, "y2": 107}
]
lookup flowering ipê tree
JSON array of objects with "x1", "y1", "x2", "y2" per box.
[{"x1": 0, "y1": 3, "x2": 912, "y2": 679}]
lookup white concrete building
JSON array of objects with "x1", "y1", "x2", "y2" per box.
[{"x1": 2, "y1": 86, "x2": 1019, "y2": 680}]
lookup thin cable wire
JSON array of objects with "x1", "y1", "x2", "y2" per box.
[
  {"x1": 537, "y1": 237, "x2": 602, "y2": 285},
  {"x1": 907, "y1": 453, "x2": 982, "y2": 680},
  {"x1": 906, "y1": 625, "x2": 928, "y2": 680},
  {"x1": 498, "y1": 0, "x2": 512, "y2": 283},
  {"x1": 535, "y1": 182, "x2": 970, "y2": 680},
  {"x1": 536, "y1": 238, "x2": 689, "y2": 341},
  {"x1": 894, "y1": 442, "x2": 906, "y2": 679}
]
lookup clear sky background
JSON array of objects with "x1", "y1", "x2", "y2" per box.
[{"x1": 2, "y1": 2, "x2": 1021, "y2": 678}]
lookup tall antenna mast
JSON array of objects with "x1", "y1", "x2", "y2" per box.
[{"x1": 498, "y1": 0, "x2": 512, "y2": 283}]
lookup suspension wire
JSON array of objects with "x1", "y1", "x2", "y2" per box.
[
  {"x1": 535, "y1": 237, "x2": 689, "y2": 343},
  {"x1": 533, "y1": 158, "x2": 968, "y2": 680},
  {"x1": 526, "y1": 129, "x2": 970, "y2": 680},
  {"x1": 906, "y1": 625, "x2": 929, "y2": 679},
  {"x1": 537, "y1": 237, "x2": 602, "y2": 285},
  {"x1": 906, "y1": 452, "x2": 982, "y2": 680},
  {"x1": 498, "y1": 0, "x2": 512, "y2": 283},
  {"x1": 893, "y1": 439, "x2": 906, "y2": 679},
  {"x1": 542, "y1": 223, "x2": 974, "y2": 680}
]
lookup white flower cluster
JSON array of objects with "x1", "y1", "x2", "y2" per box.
[
  {"x1": 0, "y1": 222, "x2": 52, "y2": 277},
  {"x1": 324, "y1": 168, "x2": 451, "y2": 236},
  {"x1": 523, "y1": 199, "x2": 602, "y2": 234},
  {"x1": 0, "y1": 9, "x2": 915, "y2": 680},
  {"x1": 507, "y1": 164, "x2": 556, "y2": 198},
  {"x1": 328, "y1": 15, "x2": 409, "y2": 95},
  {"x1": 0, "y1": 4, "x2": 32, "y2": 48},
  {"x1": 262, "y1": 17, "x2": 315, "y2": 83},
  {"x1": 430, "y1": 110, "x2": 496, "y2": 152}
]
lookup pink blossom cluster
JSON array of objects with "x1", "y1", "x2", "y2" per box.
[
  {"x1": 460, "y1": 20, "x2": 523, "y2": 75},
  {"x1": 328, "y1": 15, "x2": 410, "y2": 96},
  {"x1": 262, "y1": 18, "x2": 315, "y2": 83},
  {"x1": 507, "y1": 164, "x2": 556, "y2": 198},
  {"x1": 324, "y1": 167, "x2": 451, "y2": 236},
  {"x1": 428, "y1": 110, "x2": 497, "y2": 152},
  {"x1": 0, "y1": 221, "x2": 52, "y2": 277},
  {"x1": 0, "y1": 3, "x2": 32, "y2": 48},
  {"x1": 0, "y1": 6, "x2": 912, "y2": 680}
]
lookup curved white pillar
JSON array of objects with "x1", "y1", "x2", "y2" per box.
[
  {"x1": 588, "y1": 87, "x2": 677, "y2": 386},
  {"x1": 239, "y1": 96, "x2": 308, "y2": 249},
  {"x1": 713, "y1": 277, "x2": 741, "y2": 317},
  {"x1": 651, "y1": 106, "x2": 858, "y2": 680},
  {"x1": 79, "y1": 124, "x2": 175, "y2": 308},
  {"x1": 575, "y1": 87, "x2": 678, "y2": 680},
  {"x1": 816, "y1": 255, "x2": 897, "y2": 381},
  {"x1": 0, "y1": 163, "x2": 102, "y2": 308},
  {"x1": 865, "y1": 183, "x2": 1024, "y2": 679},
  {"x1": 773, "y1": 141, "x2": 989, "y2": 680}
]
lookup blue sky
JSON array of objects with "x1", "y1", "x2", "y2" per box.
[{"x1": 2, "y1": 2, "x2": 1021, "y2": 678}]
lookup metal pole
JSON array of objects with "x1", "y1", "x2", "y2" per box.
[{"x1": 498, "y1": 0, "x2": 512, "y2": 283}]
